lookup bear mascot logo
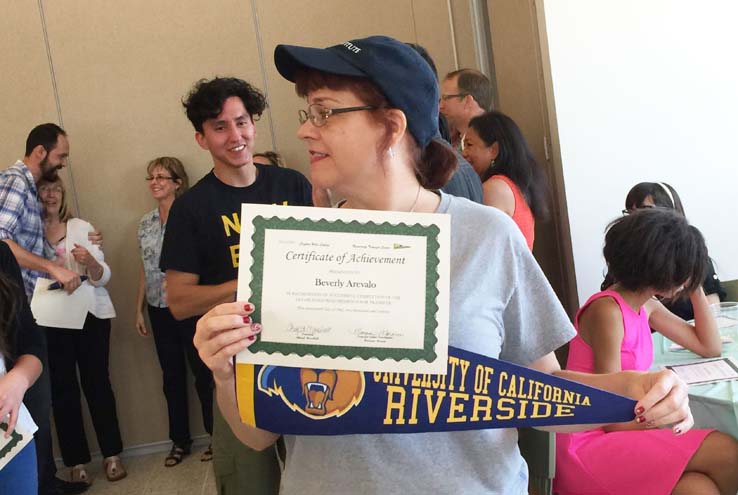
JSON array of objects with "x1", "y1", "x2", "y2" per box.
[{"x1": 258, "y1": 366, "x2": 365, "y2": 419}]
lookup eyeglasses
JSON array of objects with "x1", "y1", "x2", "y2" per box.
[
  {"x1": 298, "y1": 103, "x2": 376, "y2": 127},
  {"x1": 439, "y1": 93, "x2": 468, "y2": 102},
  {"x1": 39, "y1": 186, "x2": 62, "y2": 194},
  {"x1": 621, "y1": 204, "x2": 666, "y2": 215},
  {"x1": 145, "y1": 175, "x2": 176, "y2": 182}
]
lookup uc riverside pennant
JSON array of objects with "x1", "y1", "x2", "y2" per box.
[
  {"x1": 235, "y1": 346, "x2": 636, "y2": 434},
  {"x1": 0, "y1": 422, "x2": 33, "y2": 471}
]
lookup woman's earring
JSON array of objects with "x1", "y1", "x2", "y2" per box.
[{"x1": 388, "y1": 147, "x2": 395, "y2": 159}]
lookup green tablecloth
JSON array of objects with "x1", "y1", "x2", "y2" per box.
[{"x1": 652, "y1": 329, "x2": 738, "y2": 439}]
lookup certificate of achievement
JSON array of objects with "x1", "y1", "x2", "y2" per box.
[{"x1": 236, "y1": 204, "x2": 450, "y2": 374}]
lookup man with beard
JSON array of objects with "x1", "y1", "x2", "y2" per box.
[
  {"x1": 0, "y1": 123, "x2": 92, "y2": 495},
  {"x1": 0, "y1": 123, "x2": 81, "y2": 296}
]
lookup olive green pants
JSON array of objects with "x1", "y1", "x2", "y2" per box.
[{"x1": 212, "y1": 405, "x2": 282, "y2": 495}]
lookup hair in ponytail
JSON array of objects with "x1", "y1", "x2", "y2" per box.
[{"x1": 413, "y1": 139, "x2": 458, "y2": 190}]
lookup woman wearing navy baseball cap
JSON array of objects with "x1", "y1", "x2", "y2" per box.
[{"x1": 193, "y1": 36, "x2": 695, "y2": 494}]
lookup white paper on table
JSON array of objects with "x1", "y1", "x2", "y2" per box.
[
  {"x1": 715, "y1": 315, "x2": 738, "y2": 329},
  {"x1": 665, "y1": 357, "x2": 738, "y2": 385},
  {"x1": 30, "y1": 278, "x2": 93, "y2": 329},
  {"x1": 669, "y1": 335, "x2": 734, "y2": 352}
]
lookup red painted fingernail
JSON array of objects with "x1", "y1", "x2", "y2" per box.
[
  {"x1": 635, "y1": 406, "x2": 645, "y2": 415},
  {"x1": 253, "y1": 323, "x2": 262, "y2": 332},
  {"x1": 248, "y1": 335, "x2": 255, "y2": 341},
  {"x1": 244, "y1": 303, "x2": 253, "y2": 312},
  {"x1": 636, "y1": 416, "x2": 646, "y2": 424},
  {"x1": 243, "y1": 316, "x2": 251, "y2": 324}
]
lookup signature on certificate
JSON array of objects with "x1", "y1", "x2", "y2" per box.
[
  {"x1": 285, "y1": 322, "x2": 332, "y2": 339},
  {"x1": 352, "y1": 328, "x2": 403, "y2": 342}
]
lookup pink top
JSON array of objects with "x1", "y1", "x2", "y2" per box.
[
  {"x1": 492, "y1": 175, "x2": 535, "y2": 250},
  {"x1": 554, "y1": 290, "x2": 712, "y2": 495},
  {"x1": 566, "y1": 290, "x2": 654, "y2": 373}
]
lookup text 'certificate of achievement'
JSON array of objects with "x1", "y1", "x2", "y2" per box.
[{"x1": 236, "y1": 204, "x2": 450, "y2": 374}]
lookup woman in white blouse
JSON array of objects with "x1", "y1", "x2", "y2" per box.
[{"x1": 38, "y1": 177, "x2": 125, "y2": 485}]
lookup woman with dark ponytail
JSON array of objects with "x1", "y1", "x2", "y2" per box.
[
  {"x1": 0, "y1": 242, "x2": 44, "y2": 494},
  {"x1": 191, "y1": 36, "x2": 698, "y2": 494}
]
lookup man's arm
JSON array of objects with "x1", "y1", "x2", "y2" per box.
[
  {"x1": 214, "y1": 372, "x2": 279, "y2": 451},
  {"x1": 165, "y1": 270, "x2": 237, "y2": 320},
  {"x1": 2, "y1": 239, "x2": 80, "y2": 292}
]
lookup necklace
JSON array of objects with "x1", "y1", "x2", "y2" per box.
[{"x1": 409, "y1": 184, "x2": 421, "y2": 212}]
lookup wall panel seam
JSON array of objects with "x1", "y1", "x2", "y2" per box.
[
  {"x1": 250, "y1": 0, "x2": 278, "y2": 153},
  {"x1": 37, "y1": 0, "x2": 81, "y2": 216},
  {"x1": 446, "y1": 0, "x2": 460, "y2": 69}
]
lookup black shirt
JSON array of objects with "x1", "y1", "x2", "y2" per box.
[
  {"x1": 0, "y1": 241, "x2": 45, "y2": 366},
  {"x1": 160, "y1": 165, "x2": 312, "y2": 287},
  {"x1": 442, "y1": 151, "x2": 483, "y2": 204},
  {"x1": 664, "y1": 259, "x2": 726, "y2": 321}
]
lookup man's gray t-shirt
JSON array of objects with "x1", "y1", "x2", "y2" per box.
[
  {"x1": 280, "y1": 192, "x2": 575, "y2": 494},
  {"x1": 440, "y1": 151, "x2": 483, "y2": 204}
]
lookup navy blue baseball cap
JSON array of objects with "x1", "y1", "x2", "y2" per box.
[{"x1": 274, "y1": 35, "x2": 440, "y2": 148}]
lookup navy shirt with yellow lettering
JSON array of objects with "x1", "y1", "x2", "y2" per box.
[{"x1": 160, "y1": 165, "x2": 312, "y2": 291}]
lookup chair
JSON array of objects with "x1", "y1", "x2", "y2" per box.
[
  {"x1": 518, "y1": 427, "x2": 556, "y2": 495},
  {"x1": 722, "y1": 279, "x2": 738, "y2": 302}
]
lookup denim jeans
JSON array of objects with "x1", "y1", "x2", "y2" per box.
[{"x1": 0, "y1": 439, "x2": 38, "y2": 495}]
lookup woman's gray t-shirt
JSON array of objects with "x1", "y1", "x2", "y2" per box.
[{"x1": 280, "y1": 192, "x2": 575, "y2": 494}]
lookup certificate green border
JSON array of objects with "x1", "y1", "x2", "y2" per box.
[{"x1": 248, "y1": 215, "x2": 440, "y2": 363}]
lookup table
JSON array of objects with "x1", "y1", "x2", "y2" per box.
[{"x1": 652, "y1": 315, "x2": 738, "y2": 440}]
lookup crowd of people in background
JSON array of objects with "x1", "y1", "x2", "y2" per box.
[{"x1": 0, "y1": 34, "x2": 737, "y2": 495}]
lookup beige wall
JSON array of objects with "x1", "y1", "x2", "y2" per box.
[
  {"x1": 487, "y1": 0, "x2": 578, "y2": 317},
  {"x1": 1, "y1": 0, "x2": 476, "y2": 452}
]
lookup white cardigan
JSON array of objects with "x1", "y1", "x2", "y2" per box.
[{"x1": 62, "y1": 218, "x2": 116, "y2": 319}]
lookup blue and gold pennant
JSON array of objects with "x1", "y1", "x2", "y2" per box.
[{"x1": 236, "y1": 346, "x2": 636, "y2": 434}]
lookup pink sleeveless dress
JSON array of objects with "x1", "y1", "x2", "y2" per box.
[{"x1": 553, "y1": 290, "x2": 713, "y2": 495}]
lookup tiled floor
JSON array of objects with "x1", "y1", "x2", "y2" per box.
[{"x1": 63, "y1": 446, "x2": 216, "y2": 495}]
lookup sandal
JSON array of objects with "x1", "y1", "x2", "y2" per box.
[
  {"x1": 200, "y1": 443, "x2": 213, "y2": 462},
  {"x1": 165, "y1": 443, "x2": 191, "y2": 467},
  {"x1": 103, "y1": 455, "x2": 127, "y2": 482},
  {"x1": 70, "y1": 464, "x2": 90, "y2": 486}
]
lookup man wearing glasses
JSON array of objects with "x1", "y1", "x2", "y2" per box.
[
  {"x1": 439, "y1": 69, "x2": 493, "y2": 150},
  {"x1": 160, "y1": 77, "x2": 312, "y2": 495}
]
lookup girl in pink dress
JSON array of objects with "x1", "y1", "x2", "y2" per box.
[{"x1": 555, "y1": 208, "x2": 738, "y2": 495}]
